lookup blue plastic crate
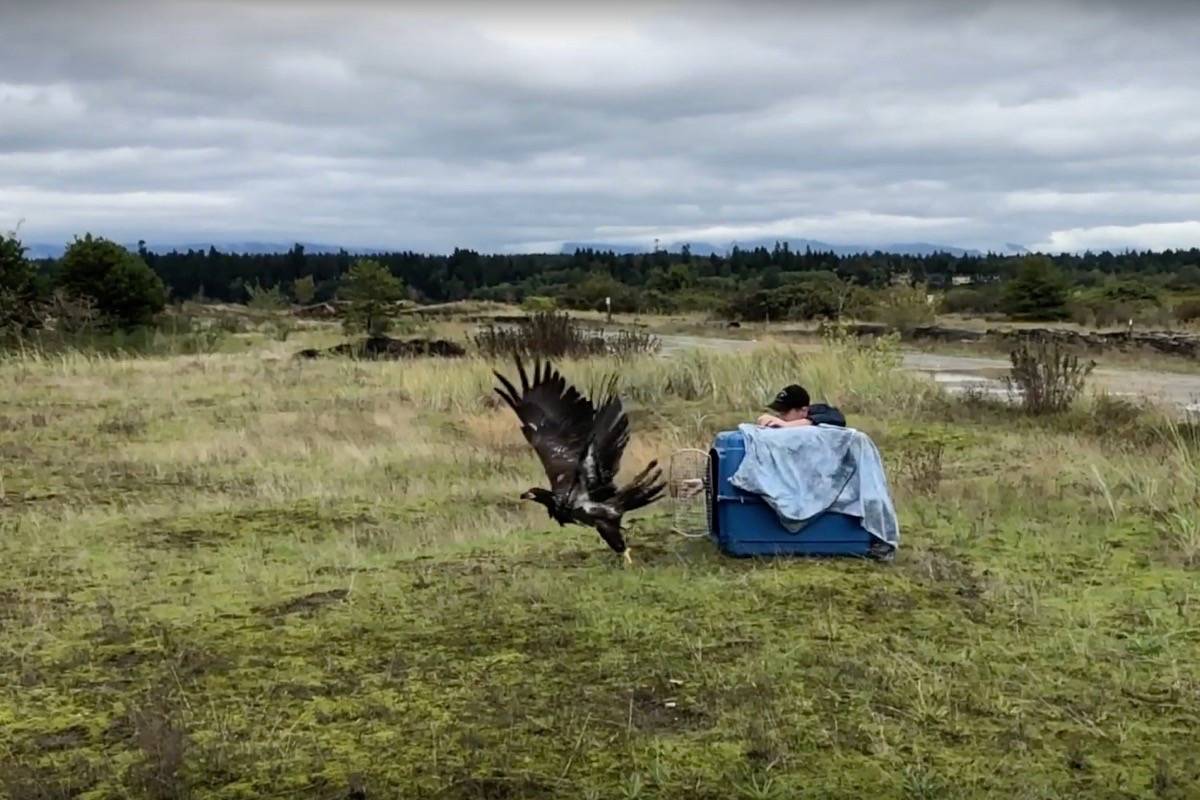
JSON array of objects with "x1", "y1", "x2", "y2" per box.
[{"x1": 708, "y1": 429, "x2": 882, "y2": 558}]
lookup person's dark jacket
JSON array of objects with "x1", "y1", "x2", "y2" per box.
[{"x1": 807, "y1": 403, "x2": 846, "y2": 427}]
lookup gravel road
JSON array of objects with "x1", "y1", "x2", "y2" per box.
[{"x1": 657, "y1": 334, "x2": 1200, "y2": 413}]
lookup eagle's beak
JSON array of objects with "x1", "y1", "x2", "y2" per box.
[{"x1": 519, "y1": 490, "x2": 534, "y2": 500}]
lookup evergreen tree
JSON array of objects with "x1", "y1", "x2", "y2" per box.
[
  {"x1": 1003, "y1": 256, "x2": 1070, "y2": 320},
  {"x1": 58, "y1": 234, "x2": 167, "y2": 328},
  {"x1": 338, "y1": 259, "x2": 406, "y2": 335}
]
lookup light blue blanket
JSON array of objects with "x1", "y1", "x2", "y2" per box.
[{"x1": 728, "y1": 423, "x2": 900, "y2": 553}]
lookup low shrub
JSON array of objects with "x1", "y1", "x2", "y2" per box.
[
  {"x1": 474, "y1": 311, "x2": 604, "y2": 359},
  {"x1": 608, "y1": 328, "x2": 662, "y2": 359},
  {"x1": 941, "y1": 286, "x2": 1001, "y2": 315},
  {"x1": 869, "y1": 284, "x2": 937, "y2": 332},
  {"x1": 213, "y1": 314, "x2": 252, "y2": 334},
  {"x1": 473, "y1": 311, "x2": 660, "y2": 360},
  {"x1": 245, "y1": 281, "x2": 288, "y2": 312},
  {"x1": 1174, "y1": 298, "x2": 1200, "y2": 325},
  {"x1": 724, "y1": 277, "x2": 849, "y2": 322},
  {"x1": 520, "y1": 295, "x2": 557, "y2": 313},
  {"x1": 1005, "y1": 338, "x2": 1095, "y2": 415}
]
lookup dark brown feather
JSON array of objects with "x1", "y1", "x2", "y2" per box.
[{"x1": 493, "y1": 358, "x2": 596, "y2": 493}]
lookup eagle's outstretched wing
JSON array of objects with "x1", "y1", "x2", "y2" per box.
[
  {"x1": 493, "y1": 358, "x2": 596, "y2": 495},
  {"x1": 579, "y1": 374, "x2": 630, "y2": 502}
]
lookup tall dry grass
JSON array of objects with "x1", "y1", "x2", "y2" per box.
[
  {"x1": 390, "y1": 334, "x2": 933, "y2": 416},
  {"x1": 0, "y1": 332, "x2": 936, "y2": 560}
]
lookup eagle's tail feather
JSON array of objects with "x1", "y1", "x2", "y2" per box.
[{"x1": 613, "y1": 460, "x2": 666, "y2": 514}]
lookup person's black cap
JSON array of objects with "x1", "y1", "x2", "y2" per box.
[{"x1": 767, "y1": 384, "x2": 810, "y2": 413}]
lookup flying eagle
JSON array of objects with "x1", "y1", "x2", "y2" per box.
[{"x1": 493, "y1": 358, "x2": 665, "y2": 565}]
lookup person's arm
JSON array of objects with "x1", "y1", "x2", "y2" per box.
[{"x1": 756, "y1": 414, "x2": 813, "y2": 428}]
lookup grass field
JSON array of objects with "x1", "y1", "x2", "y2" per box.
[{"x1": 2, "y1": 327, "x2": 1199, "y2": 799}]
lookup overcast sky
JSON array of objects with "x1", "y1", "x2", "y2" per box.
[{"x1": 2, "y1": 0, "x2": 1199, "y2": 254}]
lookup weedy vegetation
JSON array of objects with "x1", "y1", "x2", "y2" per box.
[
  {"x1": 473, "y1": 310, "x2": 662, "y2": 360},
  {"x1": 1, "y1": 314, "x2": 1198, "y2": 798},
  {"x1": 1005, "y1": 337, "x2": 1097, "y2": 415}
]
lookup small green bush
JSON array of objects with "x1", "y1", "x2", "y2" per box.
[
  {"x1": 871, "y1": 284, "x2": 936, "y2": 332},
  {"x1": 1101, "y1": 280, "x2": 1160, "y2": 304},
  {"x1": 725, "y1": 275, "x2": 850, "y2": 322},
  {"x1": 1174, "y1": 298, "x2": 1200, "y2": 324},
  {"x1": 292, "y1": 275, "x2": 316, "y2": 305},
  {"x1": 1166, "y1": 265, "x2": 1200, "y2": 290},
  {"x1": 557, "y1": 274, "x2": 642, "y2": 314},
  {"x1": 521, "y1": 295, "x2": 557, "y2": 313},
  {"x1": 1072, "y1": 293, "x2": 1172, "y2": 329},
  {"x1": 941, "y1": 286, "x2": 1001, "y2": 315},
  {"x1": 1067, "y1": 301, "x2": 1097, "y2": 328},
  {"x1": 245, "y1": 281, "x2": 288, "y2": 312},
  {"x1": 213, "y1": 314, "x2": 252, "y2": 334}
]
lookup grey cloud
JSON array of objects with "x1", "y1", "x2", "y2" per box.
[{"x1": 2, "y1": 0, "x2": 1200, "y2": 253}]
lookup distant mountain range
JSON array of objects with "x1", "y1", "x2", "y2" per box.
[{"x1": 562, "y1": 238, "x2": 1032, "y2": 258}]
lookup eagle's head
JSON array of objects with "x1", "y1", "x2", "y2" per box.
[
  {"x1": 520, "y1": 487, "x2": 554, "y2": 504},
  {"x1": 520, "y1": 488, "x2": 558, "y2": 517}
]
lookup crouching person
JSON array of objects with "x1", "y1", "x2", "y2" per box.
[{"x1": 755, "y1": 384, "x2": 846, "y2": 429}]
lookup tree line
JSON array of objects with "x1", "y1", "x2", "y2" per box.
[
  {"x1": 4, "y1": 231, "x2": 1200, "y2": 336},
  {"x1": 130, "y1": 241, "x2": 1200, "y2": 310}
]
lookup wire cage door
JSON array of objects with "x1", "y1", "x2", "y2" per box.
[{"x1": 668, "y1": 448, "x2": 713, "y2": 539}]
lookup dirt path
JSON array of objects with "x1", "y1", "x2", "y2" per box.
[{"x1": 657, "y1": 334, "x2": 1200, "y2": 413}]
